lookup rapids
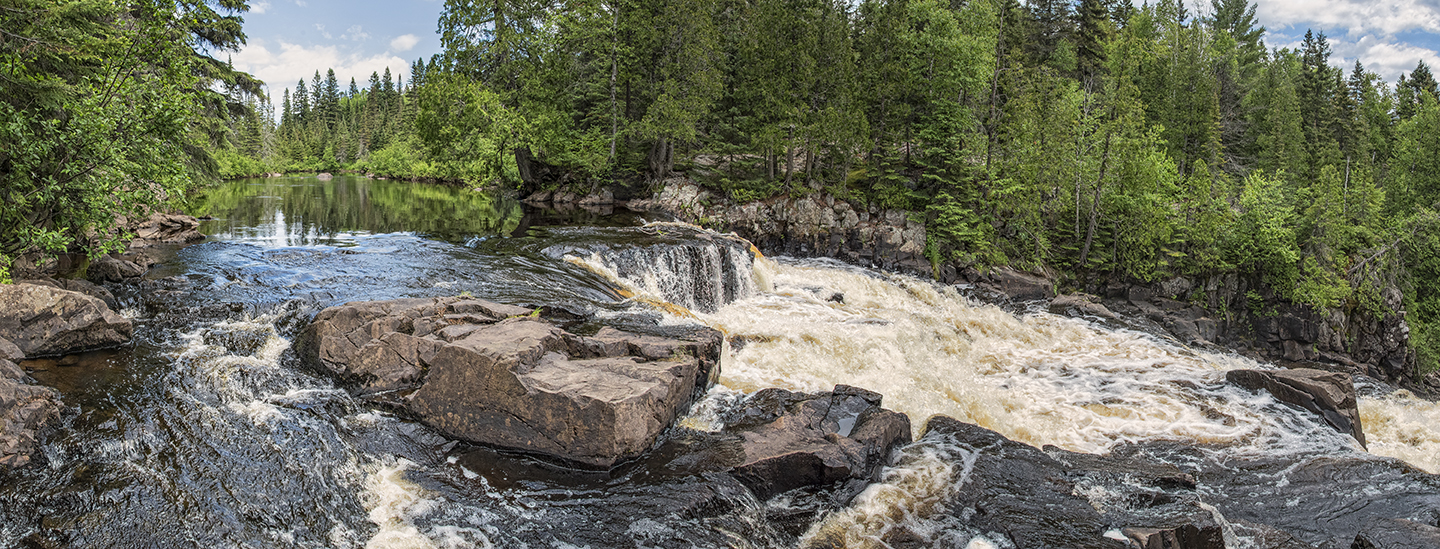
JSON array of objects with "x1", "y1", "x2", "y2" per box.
[{"x1": 2, "y1": 176, "x2": 1438, "y2": 548}]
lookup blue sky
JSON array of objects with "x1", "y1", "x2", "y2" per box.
[
  {"x1": 231, "y1": 0, "x2": 445, "y2": 97},
  {"x1": 1254, "y1": 0, "x2": 1440, "y2": 82},
  {"x1": 229, "y1": 0, "x2": 1440, "y2": 99}
]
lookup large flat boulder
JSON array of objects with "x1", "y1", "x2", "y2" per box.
[
  {"x1": 1226, "y1": 368, "x2": 1366, "y2": 447},
  {"x1": 722, "y1": 385, "x2": 911, "y2": 502},
  {"x1": 0, "y1": 284, "x2": 133, "y2": 358},
  {"x1": 16, "y1": 277, "x2": 119, "y2": 310},
  {"x1": 0, "y1": 359, "x2": 61, "y2": 469},
  {"x1": 300, "y1": 296, "x2": 722, "y2": 468}
]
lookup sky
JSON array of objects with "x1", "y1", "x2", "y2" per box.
[
  {"x1": 227, "y1": 0, "x2": 1440, "y2": 100},
  {"x1": 1254, "y1": 0, "x2": 1440, "y2": 82},
  {"x1": 228, "y1": 0, "x2": 446, "y2": 99}
]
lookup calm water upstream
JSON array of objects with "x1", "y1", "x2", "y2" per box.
[{"x1": 1, "y1": 176, "x2": 1438, "y2": 548}]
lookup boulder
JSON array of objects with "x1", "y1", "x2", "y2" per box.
[
  {"x1": 1351, "y1": 519, "x2": 1440, "y2": 549},
  {"x1": 316, "y1": 172, "x2": 333, "y2": 180},
  {"x1": 992, "y1": 267, "x2": 1054, "y2": 301},
  {"x1": 722, "y1": 385, "x2": 911, "y2": 501},
  {"x1": 1050, "y1": 294, "x2": 1118, "y2": 320},
  {"x1": 1121, "y1": 504, "x2": 1225, "y2": 549},
  {"x1": 1225, "y1": 368, "x2": 1366, "y2": 447},
  {"x1": 0, "y1": 338, "x2": 22, "y2": 362},
  {"x1": 88, "y1": 255, "x2": 146, "y2": 282},
  {"x1": 0, "y1": 284, "x2": 132, "y2": 358},
  {"x1": 0, "y1": 359, "x2": 61, "y2": 469},
  {"x1": 131, "y1": 213, "x2": 205, "y2": 245},
  {"x1": 300, "y1": 296, "x2": 723, "y2": 468},
  {"x1": 916, "y1": 416, "x2": 1126, "y2": 549},
  {"x1": 16, "y1": 278, "x2": 119, "y2": 310}
]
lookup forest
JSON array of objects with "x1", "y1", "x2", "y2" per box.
[{"x1": 7, "y1": 0, "x2": 1440, "y2": 374}]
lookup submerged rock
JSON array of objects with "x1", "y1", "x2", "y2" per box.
[
  {"x1": 300, "y1": 296, "x2": 722, "y2": 468},
  {"x1": 0, "y1": 359, "x2": 60, "y2": 470},
  {"x1": 0, "y1": 284, "x2": 132, "y2": 358},
  {"x1": 1226, "y1": 368, "x2": 1366, "y2": 447}
]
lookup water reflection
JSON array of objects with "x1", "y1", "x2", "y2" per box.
[{"x1": 193, "y1": 176, "x2": 526, "y2": 246}]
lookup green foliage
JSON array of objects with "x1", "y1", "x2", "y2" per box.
[
  {"x1": 0, "y1": 0, "x2": 217, "y2": 266},
  {"x1": 1228, "y1": 171, "x2": 1299, "y2": 289},
  {"x1": 193, "y1": 0, "x2": 1440, "y2": 372}
]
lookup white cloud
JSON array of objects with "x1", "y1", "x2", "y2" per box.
[
  {"x1": 250, "y1": 1, "x2": 269, "y2": 14},
  {"x1": 232, "y1": 39, "x2": 412, "y2": 97},
  {"x1": 344, "y1": 25, "x2": 370, "y2": 41},
  {"x1": 390, "y1": 34, "x2": 420, "y2": 52},
  {"x1": 1256, "y1": 0, "x2": 1440, "y2": 37},
  {"x1": 314, "y1": 23, "x2": 332, "y2": 39},
  {"x1": 1333, "y1": 36, "x2": 1440, "y2": 82}
]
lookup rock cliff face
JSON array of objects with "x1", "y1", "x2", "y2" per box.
[
  {"x1": 1084, "y1": 275, "x2": 1419, "y2": 383},
  {"x1": 298, "y1": 296, "x2": 723, "y2": 468}
]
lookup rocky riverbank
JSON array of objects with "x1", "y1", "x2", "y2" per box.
[{"x1": 0, "y1": 212, "x2": 206, "y2": 471}]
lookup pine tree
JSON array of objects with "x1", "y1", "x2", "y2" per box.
[{"x1": 1075, "y1": 0, "x2": 1111, "y2": 82}]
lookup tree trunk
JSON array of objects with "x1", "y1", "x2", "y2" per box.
[
  {"x1": 1078, "y1": 132, "x2": 1114, "y2": 268},
  {"x1": 515, "y1": 146, "x2": 536, "y2": 186},
  {"x1": 785, "y1": 126, "x2": 795, "y2": 186},
  {"x1": 607, "y1": 2, "x2": 621, "y2": 164},
  {"x1": 648, "y1": 137, "x2": 673, "y2": 181}
]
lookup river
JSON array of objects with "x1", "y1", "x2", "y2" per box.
[{"x1": 2, "y1": 176, "x2": 1438, "y2": 548}]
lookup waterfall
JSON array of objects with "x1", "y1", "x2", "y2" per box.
[{"x1": 565, "y1": 222, "x2": 770, "y2": 314}]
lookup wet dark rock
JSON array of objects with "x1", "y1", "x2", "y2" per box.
[
  {"x1": 0, "y1": 359, "x2": 61, "y2": 470},
  {"x1": 1120, "y1": 503, "x2": 1225, "y2": 549},
  {"x1": 0, "y1": 284, "x2": 132, "y2": 358},
  {"x1": 723, "y1": 385, "x2": 911, "y2": 502},
  {"x1": 300, "y1": 296, "x2": 722, "y2": 468},
  {"x1": 1351, "y1": 519, "x2": 1440, "y2": 549},
  {"x1": 1226, "y1": 368, "x2": 1366, "y2": 447},
  {"x1": 87, "y1": 255, "x2": 146, "y2": 283},
  {"x1": 919, "y1": 416, "x2": 1126, "y2": 549}
]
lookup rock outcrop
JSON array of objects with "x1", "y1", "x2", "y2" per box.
[
  {"x1": 300, "y1": 296, "x2": 722, "y2": 468},
  {"x1": 627, "y1": 181, "x2": 931, "y2": 275},
  {"x1": 822, "y1": 417, "x2": 1240, "y2": 549},
  {"x1": 15, "y1": 278, "x2": 118, "y2": 310},
  {"x1": 131, "y1": 213, "x2": 205, "y2": 245},
  {"x1": 1076, "y1": 275, "x2": 1414, "y2": 382},
  {"x1": 1226, "y1": 368, "x2": 1366, "y2": 447},
  {"x1": 0, "y1": 284, "x2": 133, "y2": 358},
  {"x1": 721, "y1": 385, "x2": 911, "y2": 502},
  {"x1": 0, "y1": 359, "x2": 61, "y2": 469}
]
